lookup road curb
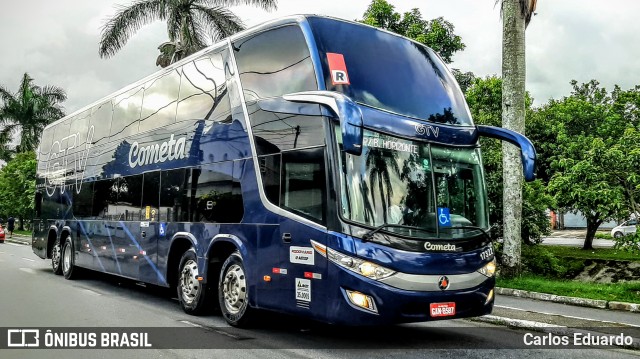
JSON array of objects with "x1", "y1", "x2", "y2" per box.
[{"x1": 496, "y1": 287, "x2": 640, "y2": 313}]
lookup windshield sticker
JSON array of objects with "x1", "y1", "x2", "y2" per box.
[
  {"x1": 438, "y1": 207, "x2": 451, "y2": 227},
  {"x1": 327, "y1": 53, "x2": 350, "y2": 85},
  {"x1": 363, "y1": 136, "x2": 418, "y2": 154}
]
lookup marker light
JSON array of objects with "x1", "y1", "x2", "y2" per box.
[
  {"x1": 327, "y1": 248, "x2": 395, "y2": 281},
  {"x1": 345, "y1": 290, "x2": 378, "y2": 313},
  {"x1": 478, "y1": 258, "x2": 497, "y2": 278}
]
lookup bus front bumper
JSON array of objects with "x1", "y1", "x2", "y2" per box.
[{"x1": 325, "y1": 265, "x2": 495, "y2": 326}]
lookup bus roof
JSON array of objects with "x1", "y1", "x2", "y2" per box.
[{"x1": 43, "y1": 14, "x2": 452, "y2": 131}]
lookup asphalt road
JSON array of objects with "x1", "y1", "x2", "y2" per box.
[{"x1": 0, "y1": 242, "x2": 637, "y2": 359}]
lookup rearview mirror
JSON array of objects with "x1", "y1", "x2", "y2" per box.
[
  {"x1": 477, "y1": 125, "x2": 537, "y2": 182},
  {"x1": 283, "y1": 91, "x2": 363, "y2": 155}
]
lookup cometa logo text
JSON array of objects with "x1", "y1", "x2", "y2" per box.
[
  {"x1": 128, "y1": 134, "x2": 188, "y2": 168},
  {"x1": 424, "y1": 242, "x2": 458, "y2": 251}
]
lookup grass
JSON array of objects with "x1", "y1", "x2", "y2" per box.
[
  {"x1": 544, "y1": 245, "x2": 640, "y2": 261},
  {"x1": 497, "y1": 275, "x2": 640, "y2": 303},
  {"x1": 12, "y1": 229, "x2": 31, "y2": 236}
]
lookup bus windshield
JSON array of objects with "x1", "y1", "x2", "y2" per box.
[
  {"x1": 338, "y1": 129, "x2": 489, "y2": 239},
  {"x1": 309, "y1": 17, "x2": 472, "y2": 126}
]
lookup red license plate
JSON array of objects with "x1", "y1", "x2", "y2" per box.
[{"x1": 430, "y1": 302, "x2": 456, "y2": 317}]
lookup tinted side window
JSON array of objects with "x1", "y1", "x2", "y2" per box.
[
  {"x1": 248, "y1": 103, "x2": 325, "y2": 155},
  {"x1": 91, "y1": 101, "x2": 113, "y2": 146},
  {"x1": 115, "y1": 175, "x2": 143, "y2": 220},
  {"x1": 259, "y1": 155, "x2": 281, "y2": 205},
  {"x1": 111, "y1": 87, "x2": 144, "y2": 142},
  {"x1": 190, "y1": 163, "x2": 243, "y2": 223},
  {"x1": 160, "y1": 169, "x2": 191, "y2": 222},
  {"x1": 92, "y1": 179, "x2": 118, "y2": 219},
  {"x1": 39, "y1": 125, "x2": 55, "y2": 158},
  {"x1": 177, "y1": 52, "x2": 231, "y2": 123},
  {"x1": 233, "y1": 25, "x2": 317, "y2": 101},
  {"x1": 73, "y1": 182, "x2": 93, "y2": 218},
  {"x1": 140, "y1": 69, "x2": 181, "y2": 133},
  {"x1": 142, "y1": 171, "x2": 160, "y2": 221},
  {"x1": 280, "y1": 148, "x2": 326, "y2": 224}
]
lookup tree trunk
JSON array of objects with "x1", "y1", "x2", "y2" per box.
[
  {"x1": 500, "y1": 0, "x2": 527, "y2": 278},
  {"x1": 583, "y1": 216, "x2": 602, "y2": 250},
  {"x1": 19, "y1": 217, "x2": 25, "y2": 231}
]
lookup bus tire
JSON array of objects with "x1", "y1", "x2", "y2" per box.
[
  {"x1": 218, "y1": 251, "x2": 254, "y2": 327},
  {"x1": 177, "y1": 249, "x2": 212, "y2": 315},
  {"x1": 52, "y1": 237, "x2": 63, "y2": 275},
  {"x1": 62, "y1": 236, "x2": 80, "y2": 280}
]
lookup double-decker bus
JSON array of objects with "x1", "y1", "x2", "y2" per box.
[{"x1": 32, "y1": 15, "x2": 536, "y2": 327}]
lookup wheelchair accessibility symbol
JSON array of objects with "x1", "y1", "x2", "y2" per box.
[{"x1": 438, "y1": 207, "x2": 451, "y2": 227}]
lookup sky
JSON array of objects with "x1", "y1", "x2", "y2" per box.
[{"x1": 1, "y1": 0, "x2": 639, "y2": 114}]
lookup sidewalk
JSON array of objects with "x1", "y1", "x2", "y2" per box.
[
  {"x1": 3, "y1": 233, "x2": 31, "y2": 246},
  {"x1": 542, "y1": 229, "x2": 615, "y2": 248}
]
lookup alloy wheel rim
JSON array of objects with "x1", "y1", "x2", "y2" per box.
[
  {"x1": 63, "y1": 243, "x2": 71, "y2": 273},
  {"x1": 222, "y1": 264, "x2": 247, "y2": 315},
  {"x1": 180, "y1": 259, "x2": 200, "y2": 304}
]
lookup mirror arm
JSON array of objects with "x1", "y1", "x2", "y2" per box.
[{"x1": 477, "y1": 125, "x2": 537, "y2": 182}]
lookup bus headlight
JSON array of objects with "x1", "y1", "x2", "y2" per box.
[
  {"x1": 477, "y1": 258, "x2": 496, "y2": 277},
  {"x1": 327, "y1": 248, "x2": 396, "y2": 280}
]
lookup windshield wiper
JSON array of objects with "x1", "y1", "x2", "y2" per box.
[
  {"x1": 439, "y1": 225, "x2": 492, "y2": 241},
  {"x1": 362, "y1": 224, "x2": 437, "y2": 241}
]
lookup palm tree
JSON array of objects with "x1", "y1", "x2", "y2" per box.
[
  {"x1": 498, "y1": 0, "x2": 537, "y2": 277},
  {"x1": 99, "y1": 0, "x2": 278, "y2": 67},
  {"x1": 0, "y1": 73, "x2": 66, "y2": 159}
]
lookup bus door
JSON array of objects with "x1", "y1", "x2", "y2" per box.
[{"x1": 276, "y1": 148, "x2": 329, "y2": 312}]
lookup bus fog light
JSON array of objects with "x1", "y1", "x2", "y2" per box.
[
  {"x1": 346, "y1": 290, "x2": 378, "y2": 313},
  {"x1": 484, "y1": 289, "x2": 493, "y2": 304},
  {"x1": 478, "y1": 258, "x2": 496, "y2": 277},
  {"x1": 486, "y1": 289, "x2": 494, "y2": 304}
]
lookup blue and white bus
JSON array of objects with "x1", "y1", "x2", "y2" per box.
[{"x1": 32, "y1": 15, "x2": 536, "y2": 326}]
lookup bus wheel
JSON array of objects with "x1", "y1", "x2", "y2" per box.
[
  {"x1": 62, "y1": 236, "x2": 79, "y2": 280},
  {"x1": 178, "y1": 249, "x2": 212, "y2": 315},
  {"x1": 52, "y1": 237, "x2": 63, "y2": 275},
  {"x1": 219, "y1": 251, "x2": 254, "y2": 327}
]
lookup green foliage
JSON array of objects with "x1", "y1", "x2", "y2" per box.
[
  {"x1": 0, "y1": 73, "x2": 66, "y2": 158},
  {"x1": 613, "y1": 233, "x2": 640, "y2": 254},
  {"x1": 497, "y1": 275, "x2": 640, "y2": 304},
  {"x1": 594, "y1": 232, "x2": 613, "y2": 240},
  {"x1": 544, "y1": 80, "x2": 640, "y2": 248},
  {"x1": 520, "y1": 245, "x2": 566, "y2": 277},
  {"x1": 0, "y1": 152, "x2": 37, "y2": 225},
  {"x1": 360, "y1": 0, "x2": 465, "y2": 63},
  {"x1": 464, "y1": 76, "x2": 551, "y2": 243},
  {"x1": 545, "y1": 245, "x2": 640, "y2": 262}
]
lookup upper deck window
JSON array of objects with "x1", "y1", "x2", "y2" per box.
[
  {"x1": 308, "y1": 17, "x2": 473, "y2": 126},
  {"x1": 233, "y1": 25, "x2": 317, "y2": 101}
]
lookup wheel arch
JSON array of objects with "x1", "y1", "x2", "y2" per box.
[
  {"x1": 166, "y1": 232, "x2": 199, "y2": 289},
  {"x1": 46, "y1": 226, "x2": 59, "y2": 259}
]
